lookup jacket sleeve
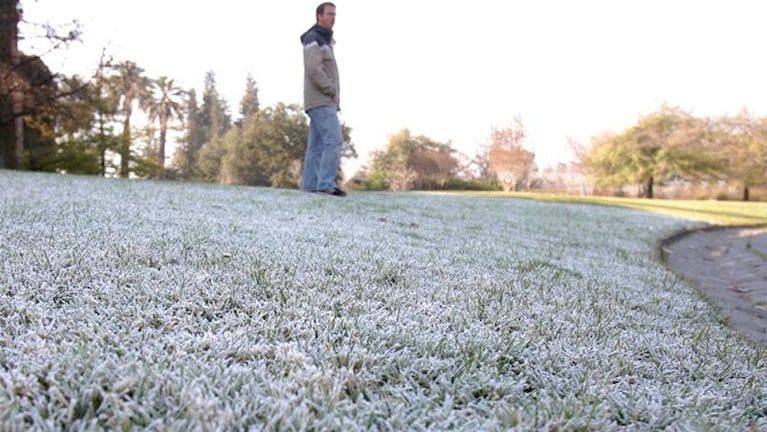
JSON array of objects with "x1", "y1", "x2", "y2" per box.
[{"x1": 304, "y1": 43, "x2": 336, "y2": 96}]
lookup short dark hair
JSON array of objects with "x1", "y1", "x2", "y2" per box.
[{"x1": 316, "y1": 2, "x2": 336, "y2": 19}]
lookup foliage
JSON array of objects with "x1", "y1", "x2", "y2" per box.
[
  {"x1": 444, "y1": 177, "x2": 500, "y2": 191},
  {"x1": 144, "y1": 76, "x2": 185, "y2": 176},
  {"x1": 248, "y1": 103, "x2": 308, "y2": 187},
  {"x1": 346, "y1": 166, "x2": 387, "y2": 191},
  {"x1": 171, "y1": 88, "x2": 203, "y2": 181},
  {"x1": 238, "y1": 74, "x2": 259, "y2": 120},
  {"x1": 582, "y1": 105, "x2": 721, "y2": 198},
  {"x1": 190, "y1": 71, "x2": 234, "y2": 182},
  {"x1": 486, "y1": 117, "x2": 537, "y2": 192},
  {"x1": 217, "y1": 103, "x2": 306, "y2": 187},
  {"x1": 712, "y1": 109, "x2": 767, "y2": 200},
  {"x1": 366, "y1": 128, "x2": 458, "y2": 191},
  {"x1": 539, "y1": 162, "x2": 592, "y2": 195},
  {"x1": 198, "y1": 71, "x2": 231, "y2": 145},
  {"x1": 12, "y1": 4, "x2": 766, "y2": 197},
  {"x1": 219, "y1": 126, "x2": 256, "y2": 185},
  {"x1": 196, "y1": 135, "x2": 227, "y2": 183},
  {"x1": 111, "y1": 60, "x2": 151, "y2": 178},
  {"x1": 489, "y1": 146, "x2": 536, "y2": 192},
  {"x1": 54, "y1": 133, "x2": 120, "y2": 175},
  {"x1": 0, "y1": 43, "x2": 60, "y2": 170}
]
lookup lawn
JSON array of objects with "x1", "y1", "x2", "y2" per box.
[
  {"x1": 1, "y1": 170, "x2": 765, "y2": 430},
  {"x1": 446, "y1": 191, "x2": 767, "y2": 226}
]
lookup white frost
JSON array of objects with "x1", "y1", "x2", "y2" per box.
[{"x1": 0, "y1": 171, "x2": 765, "y2": 430}]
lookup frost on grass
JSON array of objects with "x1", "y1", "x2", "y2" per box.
[{"x1": 1, "y1": 171, "x2": 766, "y2": 430}]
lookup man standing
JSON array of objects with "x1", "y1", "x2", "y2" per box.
[{"x1": 300, "y1": 2, "x2": 346, "y2": 197}]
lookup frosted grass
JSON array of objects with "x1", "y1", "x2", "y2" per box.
[{"x1": 0, "y1": 170, "x2": 765, "y2": 430}]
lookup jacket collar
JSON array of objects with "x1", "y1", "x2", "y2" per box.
[{"x1": 312, "y1": 24, "x2": 333, "y2": 44}]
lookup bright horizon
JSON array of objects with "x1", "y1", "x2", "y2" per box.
[{"x1": 18, "y1": 0, "x2": 767, "y2": 176}]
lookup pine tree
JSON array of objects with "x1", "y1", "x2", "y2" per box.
[
  {"x1": 171, "y1": 88, "x2": 203, "y2": 180},
  {"x1": 199, "y1": 71, "x2": 230, "y2": 143},
  {"x1": 239, "y1": 74, "x2": 259, "y2": 121},
  {"x1": 193, "y1": 71, "x2": 231, "y2": 181}
]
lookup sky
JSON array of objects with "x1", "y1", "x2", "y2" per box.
[{"x1": 18, "y1": 0, "x2": 767, "y2": 175}]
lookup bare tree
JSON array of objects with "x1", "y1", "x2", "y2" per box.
[
  {"x1": 408, "y1": 149, "x2": 458, "y2": 189},
  {"x1": 487, "y1": 116, "x2": 536, "y2": 192}
]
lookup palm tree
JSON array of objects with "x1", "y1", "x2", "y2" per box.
[
  {"x1": 145, "y1": 76, "x2": 185, "y2": 176},
  {"x1": 112, "y1": 61, "x2": 150, "y2": 178}
]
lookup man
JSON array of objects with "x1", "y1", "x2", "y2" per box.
[{"x1": 300, "y1": 2, "x2": 346, "y2": 197}]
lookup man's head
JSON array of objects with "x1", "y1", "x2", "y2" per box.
[{"x1": 316, "y1": 2, "x2": 336, "y2": 30}]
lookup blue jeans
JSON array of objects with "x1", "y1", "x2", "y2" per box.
[{"x1": 302, "y1": 106, "x2": 342, "y2": 192}]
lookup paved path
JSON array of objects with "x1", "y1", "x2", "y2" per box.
[{"x1": 663, "y1": 226, "x2": 767, "y2": 346}]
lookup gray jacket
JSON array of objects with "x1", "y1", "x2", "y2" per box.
[{"x1": 300, "y1": 24, "x2": 340, "y2": 112}]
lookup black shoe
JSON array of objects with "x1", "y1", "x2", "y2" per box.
[{"x1": 318, "y1": 188, "x2": 347, "y2": 197}]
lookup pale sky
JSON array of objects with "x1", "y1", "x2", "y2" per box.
[{"x1": 19, "y1": 0, "x2": 767, "y2": 175}]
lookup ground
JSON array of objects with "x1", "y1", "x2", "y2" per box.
[{"x1": 663, "y1": 226, "x2": 767, "y2": 345}]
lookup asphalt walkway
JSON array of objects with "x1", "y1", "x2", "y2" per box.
[{"x1": 663, "y1": 226, "x2": 767, "y2": 346}]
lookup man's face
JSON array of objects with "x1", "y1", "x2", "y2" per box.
[{"x1": 317, "y1": 5, "x2": 336, "y2": 30}]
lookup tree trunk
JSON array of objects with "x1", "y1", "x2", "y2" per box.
[
  {"x1": 98, "y1": 114, "x2": 107, "y2": 176},
  {"x1": 8, "y1": 0, "x2": 21, "y2": 169},
  {"x1": 743, "y1": 185, "x2": 750, "y2": 202},
  {"x1": 645, "y1": 176, "x2": 654, "y2": 199},
  {"x1": 0, "y1": 0, "x2": 21, "y2": 169},
  {"x1": 158, "y1": 116, "x2": 167, "y2": 172},
  {"x1": 120, "y1": 102, "x2": 132, "y2": 178},
  {"x1": 11, "y1": 77, "x2": 22, "y2": 168}
]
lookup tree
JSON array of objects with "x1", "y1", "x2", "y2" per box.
[
  {"x1": 239, "y1": 74, "x2": 259, "y2": 120},
  {"x1": 53, "y1": 76, "x2": 104, "y2": 175},
  {"x1": 1, "y1": 0, "x2": 81, "y2": 170},
  {"x1": 0, "y1": 0, "x2": 23, "y2": 169},
  {"x1": 469, "y1": 145, "x2": 495, "y2": 182},
  {"x1": 367, "y1": 129, "x2": 458, "y2": 191},
  {"x1": 219, "y1": 100, "x2": 356, "y2": 188},
  {"x1": 12, "y1": 53, "x2": 58, "y2": 171},
  {"x1": 489, "y1": 147, "x2": 536, "y2": 192},
  {"x1": 540, "y1": 162, "x2": 592, "y2": 195},
  {"x1": 196, "y1": 135, "x2": 227, "y2": 183},
  {"x1": 487, "y1": 117, "x2": 537, "y2": 192},
  {"x1": 55, "y1": 74, "x2": 94, "y2": 140},
  {"x1": 45, "y1": 53, "x2": 123, "y2": 176},
  {"x1": 369, "y1": 130, "x2": 417, "y2": 191},
  {"x1": 91, "y1": 55, "x2": 120, "y2": 175},
  {"x1": 171, "y1": 88, "x2": 203, "y2": 180},
  {"x1": 582, "y1": 105, "x2": 716, "y2": 198},
  {"x1": 193, "y1": 71, "x2": 231, "y2": 181},
  {"x1": 145, "y1": 76, "x2": 185, "y2": 177},
  {"x1": 408, "y1": 148, "x2": 458, "y2": 189},
  {"x1": 715, "y1": 110, "x2": 767, "y2": 201},
  {"x1": 216, "y1": 74, "x2": 262, "y2": 184},
  {"x1": 238, "y1": 103, "x2": 308, "y2": 187},
  {"x1": 199, "y1": 71, "x2": 230, "y2": 144},
  {"x1": 625, "y1": 106, "x2": 706, "y2": 198},
  {"x1": 220, "y1": 125, "x2": 258, "y2": 185},
  {"x1": 111, "y1": 61, "x2": 151, "y2": 177},
  {"x1": 581, "y1": 132, "x2": 632, "y2": 191}
]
